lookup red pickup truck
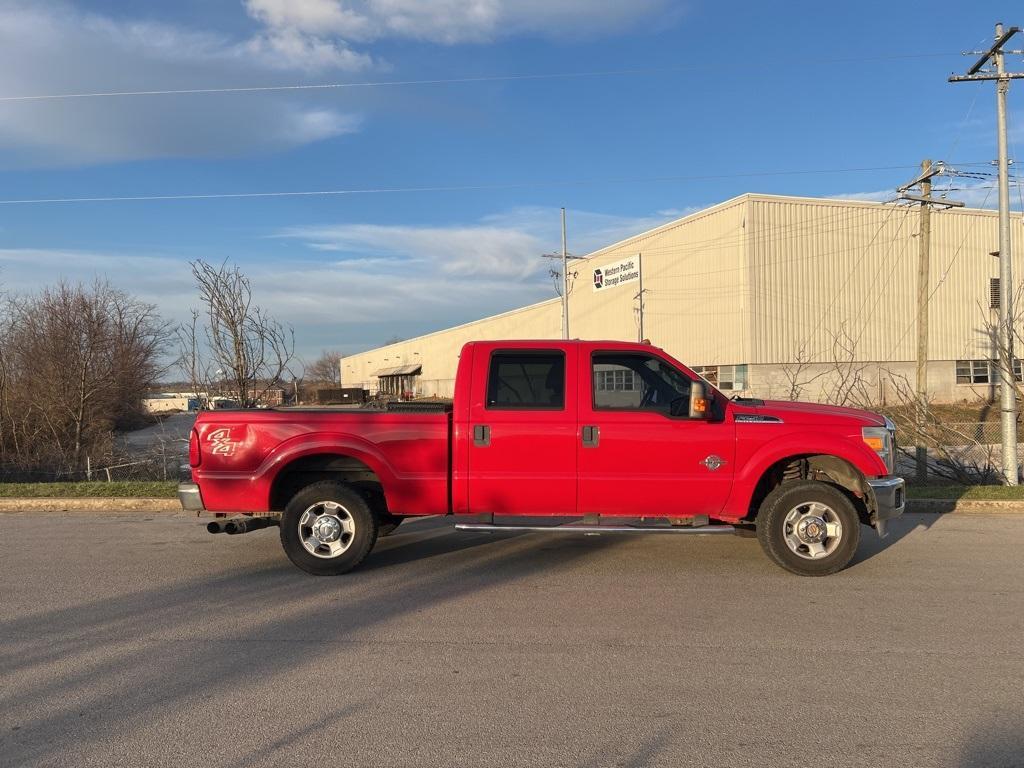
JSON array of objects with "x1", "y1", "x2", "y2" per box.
[{"x1": 179, "y1": 339, "x2": 904, "y2": 577}]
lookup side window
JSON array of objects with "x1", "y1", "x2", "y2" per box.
[
  {"x1": 592, "y1": 353, "x2": 692, "y2": 413},
  {"x1": 486, "y1": 352, "x2": 565, "y2": 409}
]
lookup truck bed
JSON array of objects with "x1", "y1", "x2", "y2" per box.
[{"x1": 192, "y1": 408, "x2": 451, "y2": 516}]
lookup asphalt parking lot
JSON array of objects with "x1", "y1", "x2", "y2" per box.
[{"x1": 1, "y1": 511, "x2": 1022, "y2": 768}]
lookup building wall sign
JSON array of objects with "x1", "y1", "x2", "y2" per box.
[{"x1": 593, "y1": 255, "x2": 640, "y2": 292}]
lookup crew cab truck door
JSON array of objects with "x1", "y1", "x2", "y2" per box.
[
  {"x1": 468, "y1": 346, "x2": 578, "y2": 516},
  {"x1": 577, "y1": 349, "x2": 736, "y2": 518}
]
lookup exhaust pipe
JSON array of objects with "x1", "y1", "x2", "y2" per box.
[
  {"x1": 206, "y1": 517, "x2": 277, "y2": 535},
  {"x1": 225, "y1": 517, "x2": 276, "y2": 535}
]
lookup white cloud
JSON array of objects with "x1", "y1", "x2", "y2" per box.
[
  {"x1": 0, "y1": 0, "x2": 685, "y2": 166},
  {"x1": 244, "y1": 0, "x2": 386, "y2": 40},
  {"x1": 241, "y1": 26, "x2": 374, "y2": 71},
  {"x1": 942, "y1": 181, "x2": 1000, "y2": 210},
  {"x1": 826, "y1": 190, "x2": 897, "y2": 203},
  {"x1": 0, "y1": 2, "x2": 367, "y2": 166},
  {"x1": 0, "y1": 205, "x2": 685, "y2": 356},
  {"x1": 244, "y1": 0, "x2": 680, "y2": 46},
  {"x1": 278, "y1": 222, "x2": 545, "y2": 279},
  {"x1": 828, "y1": 180, "x2": 1004, "y2": 211},
  {"x1": 0, "y1": 245, "x2": 550, "y2": 357},
  {"x1": 277, "y1": 205, "x2": 688, "y2": 279}
]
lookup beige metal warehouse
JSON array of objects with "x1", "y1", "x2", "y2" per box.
[{"x1": 342, "y1": 193, "x2": 1023, "y2": 405}]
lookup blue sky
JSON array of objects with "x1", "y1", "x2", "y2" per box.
[{"x1": 0, "y1": 0, "x2": 1019, "y2": 362}]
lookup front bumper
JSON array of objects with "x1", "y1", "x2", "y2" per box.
[
  {"x1": 866, "y1": 476, "x2": 905, "y2": 537},
  {"x1": 178, "y1": 482, "x2": 205, "y2": 512}
]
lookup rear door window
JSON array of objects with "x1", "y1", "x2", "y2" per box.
[{"x1": 486, "y1": 352, "x2": 565, "y2": 410}]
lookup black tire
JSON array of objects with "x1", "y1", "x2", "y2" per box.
[
  {"x1": 279, "y1": 481, "x2": 378, "y2": 576},
  {"x1": 756, "y1": 480, "x2": 861, "y2": 576}
]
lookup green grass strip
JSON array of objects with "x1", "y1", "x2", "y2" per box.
[
  {"x1": 906, "y1": 484, "x2": 1024, "y2": 501},
  {"x1": 0, "y1": 481, "x2": 178, "y2": 498}
]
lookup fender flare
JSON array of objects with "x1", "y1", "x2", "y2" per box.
[
  {"x1": 257, "y1": 433, "x2": 399, "y2": 504},
  {"x1": 724, "y1": 431, "x2": 886, "y2": 518}
]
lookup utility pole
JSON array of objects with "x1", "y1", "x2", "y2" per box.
[
  {"x1": 951, "y1": 22, "x2": 1024, "y2": 484},
  {"x1": 561, "y1": 208, "x2": 570, "y2": 339},
  {"x1": 898, "y1": 161, "x2": 963, "y2": 482},
  {"x1": 542, "y1": 209, "x2": 582, "y2": 339},
  {"x1": 634, "y1": 252, "x2": 647, "y2": 342}
]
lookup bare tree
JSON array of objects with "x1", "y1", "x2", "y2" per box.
[
  {"x1": 178, "y1": 260, "x2": 295, "y2": 408},
  {"x1": 820, "y1": 324, "x2": 873, "y2": 408},
  {"x1": 884, "y1": 370, "x2": 998, "y2": 483},
  {"x1": 0, "y1": 281, "x2": 170, "y2": 475},
  {"x1": 305, "y1": 350, "x2": 343, "y2": 385},
  {"x1": 779, "y1": 341, "x2": 828, "y2": 401}
]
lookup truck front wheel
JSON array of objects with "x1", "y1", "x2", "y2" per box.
[
  {"x1": 755, "y1": 481, "x2": 861, "y2": 576},
  {"x1": 280, "y1": 481, "x2": 378, "y2": 576}
]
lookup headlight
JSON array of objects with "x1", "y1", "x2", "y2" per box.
[{"x1": 862, "y1": 424, "x2": 894, "y2": 473}]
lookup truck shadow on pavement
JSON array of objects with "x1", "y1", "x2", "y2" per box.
[
  {"x1": 848, "y1": 512, "x2": 943, "y2": 569},
  {"x1": 958, "y1": 718, "x2": 1024, "y2": 768},
  {"x1": 359, "y1": 518, "x2": 524, "y2": 572},
  {"x1": 0, "y1": 521, "x2": 628, "y2": 766}
]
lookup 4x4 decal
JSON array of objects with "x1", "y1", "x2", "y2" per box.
[{"x1": 206, "y1": 428, "x2": 239, "y2": 457}]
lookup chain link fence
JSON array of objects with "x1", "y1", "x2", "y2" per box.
[{"x1": 889, "y1": 419, "x2": 1005, "y2": 483}]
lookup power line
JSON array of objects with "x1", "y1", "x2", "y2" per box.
[
  {"x1": 0, "y1": 53, "x2": 964, "y2": 103},
  {"x1": 0, "y1": 164, "x2": 928, "y2": 206},
  {"x1": 882, "y1": 185, "x2": 995, "y2": 361}
]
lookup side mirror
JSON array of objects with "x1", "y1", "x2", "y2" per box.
[{"x1": 688, "y1": 380, "x2": 710, "y2": 419}]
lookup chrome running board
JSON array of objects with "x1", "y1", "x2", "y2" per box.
[{"x1": 454, "y1": 523, "x2": 736, "y2": 535}]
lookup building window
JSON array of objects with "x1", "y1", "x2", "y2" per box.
[
  {"x1": 719, "y1": 364, "x2": 748, "y2": 391},
  {"x1": 691, "y1": 365, "x2": 718, "y2": 386},
  {"x1": 991, "y1": 277, "x2": 1001, "y2": 309},
  {"x1": 957, "y1": 360, "x2": 990, "y2": 385},
  {"x1": 956, "y1": 359, "x2": 1024, "y2": 385},
  {"x1": 595, "y1": 368, "x2": 639, "y2": 391},
  {"x1": 692, "y1": 364, "x2": 747, "y2": 391}
]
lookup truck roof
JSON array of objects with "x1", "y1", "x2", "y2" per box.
[{"x1": 463, "y1": 339, "x2": 661, "y2": 351}]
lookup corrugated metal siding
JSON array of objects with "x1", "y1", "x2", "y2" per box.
[
  {"x1": 748, "y1": 196, "x2": 1019, "y2": 364},
  {"x1": 928, "y1": 207, "x2": 1020, "y2": 361}
]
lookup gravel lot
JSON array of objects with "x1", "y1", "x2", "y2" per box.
[{"x1": 1, "y1": 511, "x2": 1022, "y2": 767}]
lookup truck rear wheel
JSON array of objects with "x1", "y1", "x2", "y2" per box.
[
  {"x1": 280, "y1": 481, "x2": 378, "y2": 576},
  {"x1": 756, "y1": 480, "x2": 861, "y2": 576}
]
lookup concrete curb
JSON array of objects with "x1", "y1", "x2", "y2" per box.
[{"x1": 0, "y1": 497, "x2": 1022, "y2": 516}]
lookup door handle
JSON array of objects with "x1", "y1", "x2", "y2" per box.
[
  {"x1": 582, "y1": 425, "x2": 600, "y2": 448},
  {"x1": 473, "y1": 424, "x2": 491, "y2": 447}
]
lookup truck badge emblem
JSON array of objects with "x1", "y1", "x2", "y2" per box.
[{"x1": 701, "y1": 455, "x2": 725, "y2": 471}]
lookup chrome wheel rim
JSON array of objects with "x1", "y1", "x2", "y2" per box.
[
  {"x1": 299, "y1": 501, "x2": 355, "y2": 559},
  {"x1": 782, "y1": 501, "x2": 843, "y2": 560}
]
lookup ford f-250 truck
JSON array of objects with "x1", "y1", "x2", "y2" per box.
[{"x1": 179, "y1": 339, "x2": 904, "y2": 577}]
